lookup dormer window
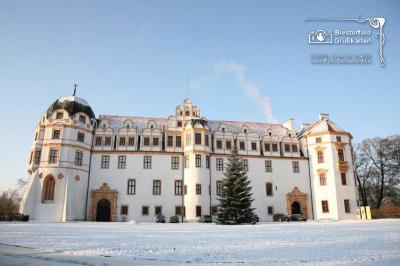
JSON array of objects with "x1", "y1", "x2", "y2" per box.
[
  {"x1": 222, "y1": 128, "x2": 225, "y2": 132},
  {"x1": 79, "y1": 115, "x2": 86, "y2": 124},
  {"x1": 103, "y1": 124, "x2": 106, "y2": 128},
  {"x1": 150, "y1": 125, "x2": 153, "y2": 129},
  {"x1": 269, "y1": 132, "x2": 272, "y2": 136},
  {"x1": 126, "y1": 124, "x2": 130, "y2": 128},
  {"x1": 251, "y1": 142, "x2": 257, "y2": 151},
  {"x1": 244, "y1": 129, "x2": 247, "y2": 134},
  {"x1": 56, "y1": 112, "x2": 63, "y2": 119},
  {"x1": 288, "y1": 134, "x2": 291, "y2": 137}
]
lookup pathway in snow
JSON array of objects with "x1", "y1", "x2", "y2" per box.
[{"x1": 0, "y1": 219, "x2": 399, "y2": 265}]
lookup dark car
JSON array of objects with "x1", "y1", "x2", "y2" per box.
[
  {"x1": 199, "y1": 215, "x2": 212, "y2": 223},
  {"x1": 156, "y1": 214, "x2": 166, "y2": 223},
  {"x1": 290, "y1": 214, "x2": 307, "y2": 222},
  {"x1": 170, "y1": 215, "x2": 180, "y2": 223},
  {"x1": 273, "y1": 213, "x2": 290, "y2": 222}
]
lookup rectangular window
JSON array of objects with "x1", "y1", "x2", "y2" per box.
[
  {"x1": 266, "y1": 182, "x2": 273, "y2": 196},
  {"x1": 322, "y1": 200, "x2": 329, "y2": 213},
  {"x1": 184, "y1": 155, "x2": 189, "y2": 168},
  {"x1": 272, "y1": 143, "x2": 278, "y2": 152},
  {"x1": 317, "y1": 151, "x2": 324, "y2": 163},
  {"x1": 195, "y1": 133, "x2": 202, "y2": 145},
  {"x1": 216, "y1": 181, "x2": 223, "y2": 196},
  {"x1": 119, "y1": 137, "x2": 126, "y2": 146},
  {"x1": 79, "y1": 115, "x2": 86, "y2": 124},
  {"x1": 242, "y1": 159, "x2": 248, "y2": 172},
  {"x1": 186, "y1": 133, "x2": 192, "y2": 146},
  {"x1": 319, "y1": 173, "x2": 327, "y2": 186},
  {"x1": 184, "y1": 185, "x2": 187, "y2": 195},
  {"x1": 196, "y1": 184, "x2": 201, "y2": 195},
  {"x1": 176, "y1": 136, "x2": 181, "y2": 147},
  {"x1": 175, "y1": 206, "x2": 185, "y2": 216},
  {"x1": 153, "y1": 137, "x2": 159, "y2": 146},
  {"x1": 284, "y1": 144, "x2": 290, "y2": 152},
  {"x1": 344, "y1": 199, "x2": 351, "y2": 213},
  {"x1": 264, "y1": 143, "x2": 270, "y2": 152},
  {"x1": 143, "y1": 137, "x2": 150, "y2": 146},
  {"x1": 118, "y1": 155, "x2": 126, "y2": 169},
  {"x1": 48, "y1": 149, "x2": 58, "y2": 164},
  {"x1": 336, "y1": 136, "x2": 342, "y2": 142},
  {"x1": 101, "y1": 155, "x2": 110, "y2": 168},
  {"x1": 316, "y1": 137, "x2": 322, "y2": 143},
  {"x1": 143, "y1": 156, "x2": 152, "y2": 169},
  {"x1": 205, "y1": 134, "x2": 209, "y2": 146},
  {"x1": 74, "y1": 151, "x2": 83, "y2": 166},
  {"x1": 127, "y1": 179, "x2": 136, "y2": 195},
  {"x1": 175, "y1": 180, "x2": 182, "y2": 195},
  {"x1": 142, "y1": 206, "x2": 149, "y2": 215},
  {"x1": 216, "y1": 140, "x2": 222, "y2": 149},
  {"x1": 206, "y1": 155, "x2": 210, "y2": 169},
  {"x1": 153, "y1": 180, "x2": 161, "y2": 195},
  {"x1": 211, "y1": 206, "x2": 218, "y2": 215},
  {"x1": 128, "y1": 137, "x2": 135, "y2": 146},
  {"x1": 292, "y1": 145, "x2": 298, "y2": 153},
  {"x1": 267, "y1": 206, "x2": 274, "y2": 216},
  {"x1": 265, "y1": 160, "x2": 272, "y2": 172},
  {"x1": 216, "y1": 158, "x2": 224, "y2": 171},
  {"x1": 226, "y1": 140, "x2": 232, "y2": 150},
  {"x1": 177, "y1": 121, "x2": 182, "y2": 127},
  {"x1": 155, "y1": 206, "x2": 162, "y2": 215},
  {"x1": 34, "y1": 150, "x2": 41, "y2": 164},
  {"x1": 52, "y1": 130, "x2": 60, "y2": 139},
  {"x1": 95, "y1": 136, "x2": 102, "y2": 146},
  {"x1": 292, "y1": 161, "x2": 300, "y2": 173},
  {"x1": 77, "y1": 132, "x2": 85, "y2": 142},
  {"x1": 195, "y1": 154, "x2": 201, "y2": 168},
  {"x1": 104, "y1": 136, "x2": 111, "y2": 146},
  {"x1": 251, "y1": 142, "x2": 257, "y2": 151},
  {"x1": 196, "y1": 206, "x2": 202, "y2": 217},
  {"x1": 121, "y1": 205, "x2": 128, "y2": 215},
  {"x1": 171, "y1": 156, "x2": 179, "y2": 169},
  {"x1": 338, "y1": 149, "x2": 345, "y2": 161},
  {"x1": 239, "y1": 141, "x2": 245, "y2": 150},
  {"x1": 341, "y1": 173, "x2": 347, "y2": 185},
  {"x1": 167, "y1": 136, "x2": 173, "y2": 147},
  {"x1": 30, "y1": 151, "x2": 34, "y2": 164}
]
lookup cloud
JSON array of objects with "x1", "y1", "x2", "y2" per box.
[{"x1": 215, "y1": 62, "x2": 278, "y2": 123}]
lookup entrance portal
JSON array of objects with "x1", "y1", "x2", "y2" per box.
[
  {"x1": 96, "y1": 199, "x2": 111, "y2": 222},
  {"x1": 291, "y1": 201, "x2": 301, "y2": 215}
]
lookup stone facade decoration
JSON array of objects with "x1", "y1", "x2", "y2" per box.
[
  {"x1": 286, "y1": 187, "x2": 309, "y2": 218},
  {"x1": 89, "y1": 183, "x2": 118, "y2": 222}
]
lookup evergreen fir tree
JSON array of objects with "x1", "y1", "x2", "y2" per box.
[{"x1": 217, "y1": 148, "x2": 259, "y2": 225}]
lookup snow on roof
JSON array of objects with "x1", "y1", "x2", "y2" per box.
[{"x1": 98, "y1": 114, "x2": 288, "y2": 136}]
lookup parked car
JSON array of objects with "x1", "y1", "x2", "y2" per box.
[
  {"x1": 170, "y1": 215, "x2": 180, "y2": 223},
  {"x1": 290, "y1": 214, "x2": 307, "y2": 222},
  {"x1": 199, "y1": 215, "x2": 212, "y2": 223},
  {"x1": 273, "y1": 213, "x2": 290, "y2": 222},
  {"x1": 156, "y1": 214, "x2": 166, "y2": 223}
]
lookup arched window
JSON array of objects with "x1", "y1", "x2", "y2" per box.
[{"x1": 42, "y1": 175, "x2": 55, "y2": 202}]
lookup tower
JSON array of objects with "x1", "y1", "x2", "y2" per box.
[
  {"x1": 21, "y1": 95, "x2": 96, "y2": 221},
  {"x1": 299, "y1": 114, "x2": 358, "y2": 220}
]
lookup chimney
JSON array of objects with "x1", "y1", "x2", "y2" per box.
[
  {"x1": 319, "y1": 113, "x2": 329, "y2": 121},
  {"x1": 283, "y1": 118, "x2": 295, "y2": 131}
]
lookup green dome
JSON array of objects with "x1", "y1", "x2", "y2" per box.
[{"x1": 47, "y1": 96, "x2": 95, "y2": 119}]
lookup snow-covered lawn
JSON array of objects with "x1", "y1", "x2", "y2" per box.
[{"x1": 0, "y1": 220, "x2": 399, "y2": 265}]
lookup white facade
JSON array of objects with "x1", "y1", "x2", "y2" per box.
[{"x1": 21, "y1": 97, "x2": 359, "y2": 222}]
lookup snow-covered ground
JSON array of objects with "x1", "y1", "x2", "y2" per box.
[{"x1": 0, "y1": 220, "x2": 399, "y2": 265}]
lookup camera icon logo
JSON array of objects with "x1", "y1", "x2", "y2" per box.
[{"x1": 309, "y1": 30, "x2": 333, "y2": 44}]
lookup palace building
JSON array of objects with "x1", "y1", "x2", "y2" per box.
[{"x1": 21, "y1": 95, "x2": 359, "y2": 222}]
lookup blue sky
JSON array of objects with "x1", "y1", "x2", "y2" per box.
[{"x1": 0, "y1": 0, "x2": 399, "y2": 192}]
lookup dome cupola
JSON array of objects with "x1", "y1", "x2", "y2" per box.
[{"x1": 46, "y1": 95, "x2": 95, "y2": 119}]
